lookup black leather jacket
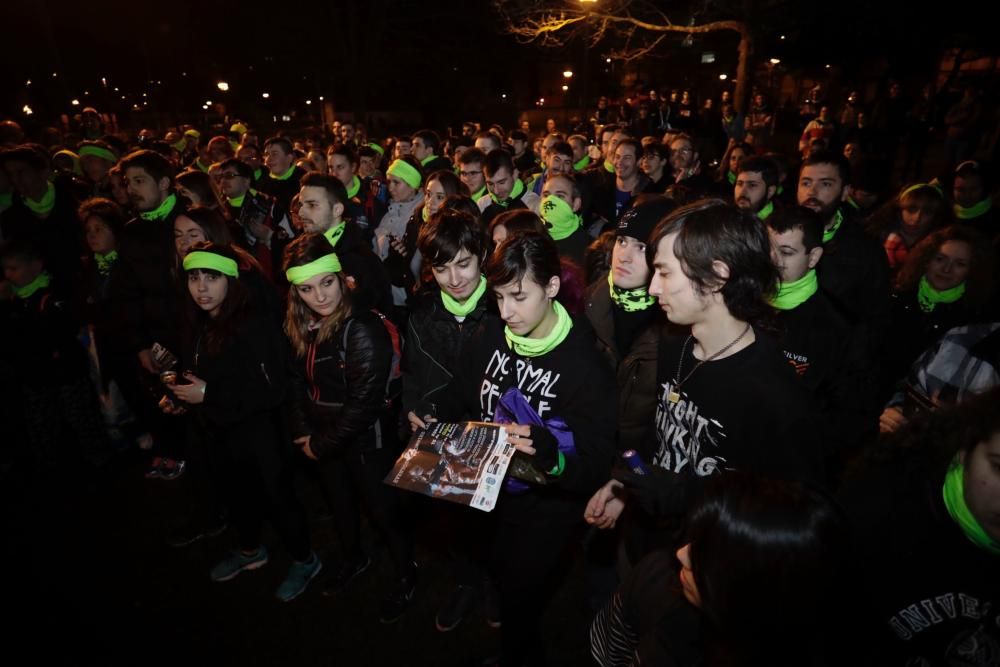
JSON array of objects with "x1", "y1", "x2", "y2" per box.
[{"x1": 286, "y1": 309, "x2": 394, "y2": 458}]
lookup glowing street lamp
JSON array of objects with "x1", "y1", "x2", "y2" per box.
[
  {"x1": 217, "y1": 81, "x2": 230, "y2": 92},
  {"x1": 769, "y1": 58, "x2": 781, "y2": 65},
  {"x1": 262, "y1": 92, "x2": 270, "y2": 99},
  {"x1": 71, "y1": 99, "x2": 80, "y2": 105},
  {"x1": 23, "y1": 105, "x2": 33, "y2": 115},
  {"x1": 563, "y1": 70, "x2": 574, "y2": 78},
  {"x1": 562, "y1": 85, "x2": 569, "y2": 91},
  {"x1": 719, "y1": 74, "x2": 728, "y2": 81}
]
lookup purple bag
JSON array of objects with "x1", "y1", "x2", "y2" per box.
[{"x1": 494, "y1": 386, "x2": 577, "y2": 493}]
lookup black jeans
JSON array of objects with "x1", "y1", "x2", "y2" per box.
[{"x1": 322, "y1": 446, "x2": 414, "y2": 578}]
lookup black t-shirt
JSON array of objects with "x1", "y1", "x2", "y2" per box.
[{"x1": 650, "y1": 331, "x2": 826, "y2": 506}]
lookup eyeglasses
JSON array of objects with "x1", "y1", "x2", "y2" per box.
[{"x1": 459, "y1": 170, "x2": 482, "y2": 178}]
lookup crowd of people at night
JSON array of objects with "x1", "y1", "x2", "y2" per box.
[{"x1": 1, "y1": 76, "x2": 998, "y2": 666}]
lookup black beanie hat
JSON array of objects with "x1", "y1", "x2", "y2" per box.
[{"x1": 616, "y1": 195, "x2": 678, "y2": 243}]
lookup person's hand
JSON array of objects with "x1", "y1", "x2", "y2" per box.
[
  {"x1": 408, "y1": 411, "x2": 437, "y2": 432},
  {"x1": 158, "y1": 395, "x2": 186, "y2": 415},
  {"x1": 138, "y1": 349, "x2": 157, "y2": 375},
  {"x1": 879, "y1": 406, "x2": 908, "y2": 433},
  {"x1": 294, "y1": 435, "x2": 318, "y2": 461},
  {"x1": 505, "y1": 423, "x2": 559, "y2": 472},
  {"x1": 169, "y1": 371, "x2": 207, "y2": 404},
  {"x1": 248, "y1": 220, "x2": 273, "y2": 245},
  {"x1": 390, "y1": 235, "x2": 408, "y2": 258},
  {"x1": 612, "y1": 467, "x2": 679, "y2": 518},
  {"x1": 585, "y1": 479, "x2": 626, "y2": 529}
]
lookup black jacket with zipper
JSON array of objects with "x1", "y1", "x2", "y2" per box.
[
  {"x1": 286, "y1": 309, "x2": 394, "y2": 459},
  {"x1": 401, "y1": 287, "x2": 495, "y2": 419}
]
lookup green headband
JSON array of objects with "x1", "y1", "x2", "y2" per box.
[
  {"x1": 183, "y1": 250, "x2": 239, "y2": 277},
  {"x1": 184, "y1": 129, "x2": 201, "y2": 139},
  {"x1": 387, "y1": 159, "x2": 421, "y2": 190},
  {"x1": 899, "y1": 182, "x2": 942, "y2": 200},
  {"x1": 285, "y1": 253, "x2": 342, "y2": 285},
  {"x1": 79, "y1": 145, "x2": 118, "y2": 163},
  {"x1": 369, "y1": 143, "x2": 384, "y2": 156}
]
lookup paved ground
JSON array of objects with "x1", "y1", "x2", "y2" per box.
[{"x1": 1, "y1": 452, "x2": 597, "y2": 667}]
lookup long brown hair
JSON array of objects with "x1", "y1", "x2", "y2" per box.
[
  {"x1": 894, "y1": 224, "x2": 995, "y2": 307},
  {"x1": 282, "y1": 233, "x2": 353, "y2": 357},
  {"x1": 183, "y1": 241, "x2": 249, "y2": 355}
]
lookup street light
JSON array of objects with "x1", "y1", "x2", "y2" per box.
[
  {"x1": 769, "y1": 58, "x2": 781, "y2": 65},
  {"x1": 563, "y1": 70, "x2": 574, "y2": 78},
  {"x1": 217, "y1": 81, "x2": 230, "y2": 92},
  {"x1": 71, "y1": 99, "x2": 80, "y2": 105},
  {"x1": 562, "y1": 84, "x2": 569, "y2": 91},
  {"x1": 305, "y1": 99, "x2": 312, "y2": 105},
  {"x1": 23, "y1": 105, "x2": 33, "y2": 115},
  {"x1": 262, "y1": 92, "x2": 270, "y2": 99},
  {"x1": 719, "y1": 74, "x2": 728, "y2": 81}
]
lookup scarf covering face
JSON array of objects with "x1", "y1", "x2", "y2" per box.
[
  {"x1": 917, "y1": 275, "x2": 965, "y2": 313},
  {"x1": 540, "y1": 195, "x2": 581, "y2": 241},
  {"x1": 771, "y1": 269, "x2": 818, "y2": 310},
  {"x1": 608, "y1": 271, "x2": 655, "y2": 312},
  {"x1": 504, "y1": 300, "x2": 573, "y2": 357},
  {"x1": 440, "y1": 275, "x2": 487, "y2": 317}
]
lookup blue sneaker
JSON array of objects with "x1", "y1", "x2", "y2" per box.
[
  {"x1": 275, "y1": 552, "x2": 323, "y2": 602},
  {"x1": 210, "y1": 547, "x2": 269, "y2": 582}
]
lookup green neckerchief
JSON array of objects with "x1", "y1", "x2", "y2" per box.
[
  {"x1": 540, "y1": 195, "x2": 581, "y2": 241},
  {"x1": 440, "y1": 275, "x2": 487, "y2": 317},
  {"x1": 471, "y1": 185, "x2": 487, "y2": 201},
  {"x1": 13, "y1": 271, "x2": 51, "y2": 299},
  {"x1": 771, "y1": 269, "x2": 818, "y2": 311},
  {"x1": 777, "y1": 185, "x2": 784, "y2": 196},
  {"x1": 604, "y1": 160, "x2": 615, "y2": 173},
  {"x1": 24, "y1": 182, "x2": 56, "y2": 216},
  {"x1": 727, "y1": 171, "x2": 736, "y2": 185},
  {"x1": 954, "y1": 198, "x2": 992, "y2": 220},
  {"x1": 139, "y1": 193, "x2": 177, "y2": 221},
  {"x1": 505, "y1": 300, "x2": 573, "y2": 358},
  {"x1": 822, "y1": 209, "x2": 844, "y2": 244},
  {"x1": 226, "y1": 188, "x2": 256, "y2": 209},
  {"x1": 0, "y1": 191, "x2": 12, "y2": 209},
  {"x1": 942, "y1": 459, "x2": 1000, "y2": 554},
  {"x1": 95, "y1": 251, "x2": 118, "y2": 276},
  {"x1": 420, "y1": 154, "x2": 438, "y2": 167},
  {"x1": 757, "y1": 200, "x2": 775, "y2": 220},
  {"x1": 347, "y1": 175, "x2": 361, "y2": 199},
  {"x1": 573, "y1": 155, "x2": 590, "y2": 171},
  {"x1": 253, "y1": 167, "x2": 262, "y2": 181},
  {"x1": 490, "y1": 177, "x2": 525, "y2": 208},
  {"x1": 324, "y1": 221, "x2": 346, "y2": 249},
  {"x1": 608, "y1": 271, "x2": 655, "y2": 312},
  {"x1": 918, "y1": 275, "x2": 965, "y2": 313},
  {"x1": 846, "y1": 196, "x2": 860, "y2": 210},
  {"x1": 269, "y1": 165, "x2": 296, "y2": 181},
  {"x1": 422, "y1": 205, "x2": 431, "y2": 223},
  {"x1": 195, "y1": 158, "x2": 210, "y2": 173}
]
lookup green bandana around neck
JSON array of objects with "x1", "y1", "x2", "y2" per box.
[
  {"x1": 324, "y1": 221, "x2": 346, "y2": 249},
  {"x1": 139, "y1": 193, "x2": 177, "y2": 221},
  {"x1": 822, "y1": 209, "x2": 844, "y2": 243},
  {"x1": 608, "y1": 271, "x2": 655, "y2": 312},
  {"x1": 757, "y1": 200, "x2": 775, "y2": 220},
  {"x1": 195, "y1": 159, "x2": 211, "y2": 174},
  {"x1": 846, "y1": 196, "x2": 860, "y2": 210},
  {"x1": 422, "y1": 205, "x2": 431, "y2": 223},
  {"x1": 918, "y1": 275, "x2": 965, "y2": 313},
  {"x1": 771, "y1": 269, "x2": 818, "y2": 311},
  {"x1": 942, "y1": 459, "x2": 1000, "y2": 554},
  {"x1": 13, "y1": 271, "x2": 51, "y2": 299},
  {"x1": 285, "y1": 253, "x2": 342, "y2": 285},
  {"x1": 0, "y1": 191, "x2": 12, "y2": 209},
  {"x1": 227, "y1": 192, "x2": 247, "y2": 208},
  {"x1": 540, "y1": 195, "x2": 581, "y2": 241},
  {"x1": 954, "y1": 198, "x2": 992, "y2": 220},
  {"x1": 777, "y1": 185, "x2": 784, "y2": 196},
  {"x1": 727, "y1": 171, "x2": 737, "y2": 185},
  {"x1": 604, "y1": 160, "x2": 615, "y2": 173},
  {"x1": 440, "y1": 275, "x2": 487, "y2": 317},
  {"x1": 490, "y1": 177, "x2": 525, "y2": 208},
  {"x1": 24, "y1": 182, "x2": 56, "y2": 216},
  {"x1": 347, "y1": 175, "x2": 361, "y2": 199},
  {"x1": 573, "y1": 155, "x2": 591, "y2": 171},
  {"x1": 471, "y1": 185, "x2": 487, "y2": 201},
  {"x1": 253, "y1": 167, "x2": 262, "y2": 181},
  {"x1": 95, "y1": 251, "x2": 118, "y2": 276},
  {"x1": 420, "y1": 154, "x2": 438, "y2": 167},
  {"x1": 505, "y1": 300, "x2": 573, "y2": 358},
  {"x1": 183, "y1": 250, "x2": 239, "y2": 277},
  {"x1": 269, "y1": 165, "x2": 296, "y2": 181}
]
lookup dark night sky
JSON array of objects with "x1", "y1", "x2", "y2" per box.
[{"x1": 1, "y1": 0, "x2": 993, "y2": 128}]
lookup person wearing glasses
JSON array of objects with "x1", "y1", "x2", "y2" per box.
[
  {"x1": 218, "y1": 157, "x2": 293, "y2": 282},
  {"x1": 457, "y1": 147, "x2": 489, "y2": 203},
  {"x1": 667, "y1": 134, "x2": 713, "y2": 198}
]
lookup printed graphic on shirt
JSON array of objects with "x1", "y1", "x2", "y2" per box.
[
  {"x1": 782, "y1": 349, "x2": 810, "y2": 376},
  {"x1": 479, "y1": 349, "x2": 562, "y2": 420},
  {"x1": 652, "y1": 380, "x2": 727, "y2": 475},
  {"x1": 888, "y1": 593, "x2": 999, "y2": 666}
]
